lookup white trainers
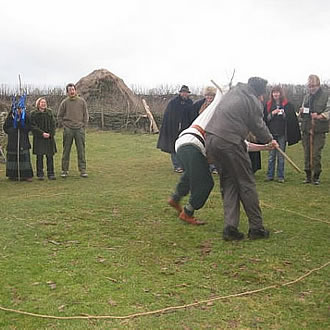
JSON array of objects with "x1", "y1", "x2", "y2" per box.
[
  {"x1": 61, "y1": 171, "x2": 68, "y2": 178},
  {"x1": 80, "y1": 172, "x2": 88, "y2": 178}
]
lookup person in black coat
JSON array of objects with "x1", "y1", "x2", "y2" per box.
[
  {"x1": 31, "y1": 97, "x2": 57, "y2": 180},
  {"x1": 157, "y1": 85, "x2": 197, "y2": 172},
  {"x1": 247, "y1": 132, "x2": 262, "y2": 174},
  {"x1": 3, "y1": 105, "x2": 34, "y2": 181},
  {"x1": 264, "y1": 85, "x2": 301, "y2": 182}
]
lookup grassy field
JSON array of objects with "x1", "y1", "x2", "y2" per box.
[{"x1": 0, "y1": 130, "x2": 329, "y2": 329}]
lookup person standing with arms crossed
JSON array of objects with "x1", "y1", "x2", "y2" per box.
[{"x1": 57, "y1": 83, "x2": 89, "y2": 178}]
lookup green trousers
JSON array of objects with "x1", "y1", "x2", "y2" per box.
[
  {"x1": 62, "y1": 127, "x2": 86, "y2": 172},
  {"x1": 175, "y1": 145, "x2": 214, "y2": 210},
  {"x1": 302, "y1": 132, "x2": 326, "y2": 175}
]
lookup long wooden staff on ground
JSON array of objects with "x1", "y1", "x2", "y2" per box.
[{"x1": 275, "y1": 146, "x2": 302, "y2": 173}]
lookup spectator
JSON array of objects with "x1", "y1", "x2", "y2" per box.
[
  {"x1": 57, "y1": 83, "x2": 89, "y2": 178},
  {"x1": 157, "y1": 85, "x2": 196, "y2": 173},
  {"x1": 31, "y1": 97, "x2": 57, "y2": 180},
  {"x1": 3, "y1": 96, "x2": 33, "y2": 181},
  {"x1": 299, "y1": 74, "x2": 330, "y2": 185},
  {"x1": 264, "y1": 86, "x2": 301, "y2": 183}
]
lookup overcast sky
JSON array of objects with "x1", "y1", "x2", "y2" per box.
[{"x1": 1, "y1": 0, "x2": 330, "y2": 91}]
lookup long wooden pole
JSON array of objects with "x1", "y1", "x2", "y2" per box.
[
  {"x1": 142, "y1": 99, "x2": 159, "y2": 133},
  {"x1": 0, "y1": 145, "x2": 6, "y2": 162},
  {"x1": 17, "y1": 74, "x2": 22, "y2": 181},
  {"x1": 309, "y1": 118, "x2": 314, "y2": 171},
  {"x1": 276, "y1": 146, "x2": 302, "y2": 173},
  {"x1": 210, "y1": 80, "x2": 224, "y2": 95}
]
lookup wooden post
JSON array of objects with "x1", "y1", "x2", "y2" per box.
[
  {"x1": 18, "y1": 74, "x2": 22, "y2": 94},
  {"x1": 125, "y1": 100, "x2": 130, "y2": 129},
  {"x1": 142, "y1": 99, "x2": 159, "y2": 133},
  {"x1": 101, "y1": 106, "x2": 105, "y2": 130}
]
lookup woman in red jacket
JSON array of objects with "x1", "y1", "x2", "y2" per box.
[{"x1": 264, "y1": 86, "x2": 301, "y2": 183}]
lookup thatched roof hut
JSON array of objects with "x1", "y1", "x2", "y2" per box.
[{"x1": 75, "y1": 69, "x2": 143, "y2": 113}]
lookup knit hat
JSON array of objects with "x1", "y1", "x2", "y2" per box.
[
  {"x1": 247, "y1": 77, "x2": 268, "y2": 96},
  {"x1": 203, "y1": 86, "x2": 216, "y2": 96},
  {"x1": 179, "y1": 85, "x2": 191, "y2": 93}
]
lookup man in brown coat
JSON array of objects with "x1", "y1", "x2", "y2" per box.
[{"x1": 205, "y1": 77, "x2": 278, "y2": 241}]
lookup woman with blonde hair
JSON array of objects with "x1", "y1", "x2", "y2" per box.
[{"x1": 31, "y1": 97, "x2": 57, "y2": 180}]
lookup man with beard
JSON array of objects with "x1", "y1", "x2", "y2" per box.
[
  {"x1": 299, "y1": 74, "x2": 330, "y2": 185},
  {"x1": 57, "y1": 83, "x2": 89, "y2": 178},
  {"x1": 157, "y1": 85, "x2": 196, "y2": 172}
]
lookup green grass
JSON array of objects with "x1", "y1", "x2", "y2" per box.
[{"x1": 0, "y1": 130, "x2": 329, "y2": 329}]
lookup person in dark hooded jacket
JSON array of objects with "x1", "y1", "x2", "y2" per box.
[
  {"x1": 157, "y1": 85, "x2": 196, "y2": 172},
  {"x1": 3, "y1": 107, "x2": 34, "y2": 181}
]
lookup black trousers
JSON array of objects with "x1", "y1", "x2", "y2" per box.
[{"x1": 36, "y1": 154, "x2": 54, "y2": 177}]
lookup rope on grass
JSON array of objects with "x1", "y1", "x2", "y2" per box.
[
  {"x1": 260, "y1": 200, "x2": 330, "y2": 225},
  {"x1": 0, "y1": 261, "x2": 329, "y2": 321}
]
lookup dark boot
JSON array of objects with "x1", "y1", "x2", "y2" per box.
[
  {"x1": 223, "y1": 226, "x2": 244, "y2": 241},
  {"x1": 248, "y1": 227, "x2": 270, "y2": 240},
  {"x1": 313, "y1": 172, "x2": 321, "y2": 185},
  {"x1": 303, "y1": 170, "x2": 311, "y2": 184}
]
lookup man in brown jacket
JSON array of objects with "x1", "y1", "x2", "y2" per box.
[
  {"x1": 57, "y1": 83, "x2": 89, "y2": 178},
  {"x1": 205, "y1": 77, "x2": 278, "y2": 241}
]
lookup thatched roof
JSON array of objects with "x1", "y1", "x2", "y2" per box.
[{"x1": 75, "y1": 69, "x2": 143, "y2": 113}]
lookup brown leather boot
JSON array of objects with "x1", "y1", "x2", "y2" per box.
[
  {"x1": 168, "y1": 198, "x2": 182, "y2": 214},
  {"x1": 179, "y1": 210, "x2": 205, "y2": 225}
]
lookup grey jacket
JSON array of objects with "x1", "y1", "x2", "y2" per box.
[{"x1": 205, "y1": 83, "x2": 272, "y2": 145}]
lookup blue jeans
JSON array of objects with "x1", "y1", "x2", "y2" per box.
[
  {"x1": 171, "y1": 152, "x2": 183, "y2": 170},
  {"x1": 267, "y1": 135, "x2": 286, "y2": 180}
]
